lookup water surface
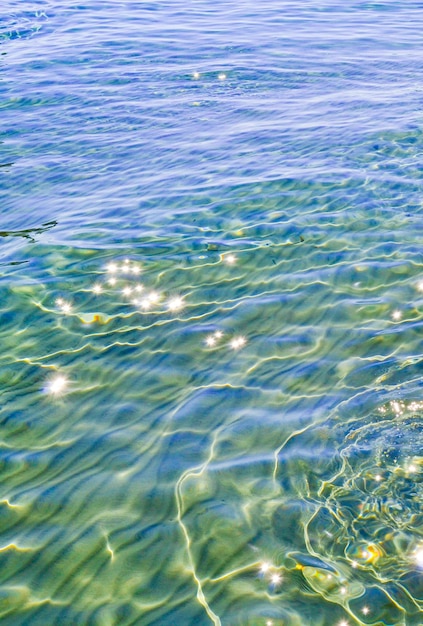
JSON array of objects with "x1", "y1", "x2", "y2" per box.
[{"x1": 1, "y1": 1, "x2": 423, "y2": 624}]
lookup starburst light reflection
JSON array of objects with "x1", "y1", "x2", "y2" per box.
[
  {"x1": 230, "y1": 336, "x2": 246, "y2": 349},
  {"x1": 148, "y1": 291, "x2": 161, "y2": 304},
  {"x1": 218, "y1": 72, "x2": 226, "y2": 80},
  {"x1": 392, "y1": 310, "x2": 402, "y2": 321},
  {"x1": 139, "y1": 292, "x2": 161, "y2": 310},
  {"x1": 205, "y1": 335, "x2": 216, "y2": 347},
  {"x1": 413, "y1": 548, "x2": 423, "y2": 568},
  {"x1": 106, "y1": 262, "x2": 118, "y2": 273},
  {"x1": 140, "y1": 298, "x2": 153, "y2": 311},
  {"x1": 60, "y1": 301, "x2": 72, "y2": 314},
  {"x1": 223, "y1": 253, "x2": 236, "y2": 265},
  {"x1": 92, "y1": 283, "x2": 103, "y2": 294},
  {"x1": 259, "y1": 562, "x2": 271, "y2": 574},
  {"x1": 46, "y1": 374, "x2": 68, "y2": 396},
  {"x1": 167, "y1": 296, "x2": 184, "y2": 312},
  {"x1": 270, "y1": 573, "x2": 282, "y2": 587}
]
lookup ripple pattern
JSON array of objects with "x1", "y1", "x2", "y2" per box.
[{"x1": 1, "y1": 1, "x2": 423, "y2": 624}]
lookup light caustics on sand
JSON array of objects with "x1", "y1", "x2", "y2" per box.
[
  {"x1": 41, "y1": 255, "x2": 423, "y2": 624},
  {"x1": 45, "y1": 252, "x2": 248, "y2": 626},
  {"x1": 52, "y1": 257, "x2": 249, "y2": 355},
  {"x1": 44, "y1": 255, "x2": 251, "y2": 621},
  {"x1": 175, "y1": 429, "x2": 224, "y2": 626}
]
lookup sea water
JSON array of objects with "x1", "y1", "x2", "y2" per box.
[{"x1": 1, "y1": 1, "x2": 423, "y2": 624}]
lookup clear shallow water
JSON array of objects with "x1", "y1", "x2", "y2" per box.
[{"x1": 1, "y1": 1, "x2": 423, "y2": 624}]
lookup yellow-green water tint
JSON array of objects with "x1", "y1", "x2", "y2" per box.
[{"x1": 1, "y1": 237, "x2": 423, "y2": 625}]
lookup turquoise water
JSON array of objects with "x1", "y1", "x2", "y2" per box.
[{"x1": 2, "y1": 2, "x2": 423, "y2": 624}]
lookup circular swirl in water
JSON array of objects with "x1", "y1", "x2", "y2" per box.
[{"x1": 273, "y1": 392, "x2": 423, "y2": 624}]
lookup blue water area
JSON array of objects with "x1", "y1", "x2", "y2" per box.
[{"x1": 1, "y1": 1, "x2": 423, "y2": 625}]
